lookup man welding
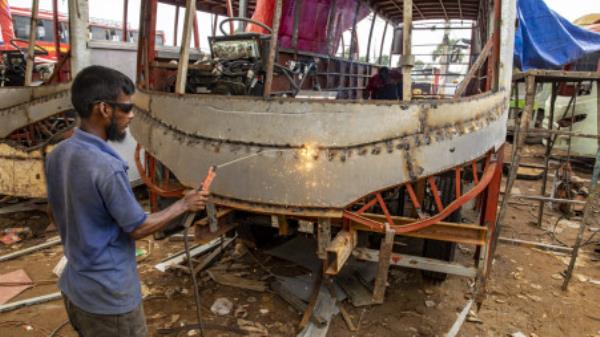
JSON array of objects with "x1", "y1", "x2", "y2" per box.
[{"x1": 45, "y1": 65, "x2": 208, "y2": 337}]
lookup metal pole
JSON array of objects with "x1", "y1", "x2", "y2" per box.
[
  {"x1": 175, "y1": 0, "x2": 196, "y2": 94},
  {"x1": 402, "y1": 0, "x2": 413, "y2": 101},
  {"x1": 24, "y1": 0, "x2": 40, "y2": 86},
  {"x1": 193, "y1": 14, "x2": 200, "y2": 49},
  {"x1": 496, "y1": 74, "x2": 535, "y2": 236},
  {"x1": 365, "y1": 13, "x2": 376, "y2": 63},
  {"x1": 0, "y1": 236, "x2": 61, "y2": 262},
  {"x1": 537, "y1": 82, "x2": 557, "y2": 226},
  {"x1": 226, "y1": 0, "x2": 234, "y2": 34},
  {"x1": 211, "y1": 14, "x2": 217, "y2": 37},
  {"x1": 122, "y1": 0, "x2": 129, "y2": 42},
  {"x1": 68, "y1": 0, "x2": 91, "y2": 76},
  {"x1": 291, "y1": 0, "x2": 303, "y2": 51},
  {"x1": 238, "y1": 0, "x2": 248, "y2": 31},
  {"x1": 173, "y1": 5, "x2": 179, "y2": 46},
  {"x1": 325, "y1": 0, "x2": 337, "y2": 56},
  {"x1": 378, "y1": 21, "x2": 388, "y2": 64},
  {"x1": 52, "y1": 0, "x2": 60, "y2": 60},
  {"x1": 562, "y1": 147, "x2": 600, "y2": 290},
  {"x1": 263, "y1": 0, "x2": 282, "y2": 98},
  {"x1": 349, "y1": 0, "x2": 360, "y2": 60}
]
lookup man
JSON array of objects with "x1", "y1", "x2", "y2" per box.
[
  {"x1": 365, "y1": 67, "x2": 403, "y2": 100},
  {"x1": 45, "y1": 65, "x2": 208, "y2": 337}
]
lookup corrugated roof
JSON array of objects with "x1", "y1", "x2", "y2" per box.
[{"x1": 160, "y1": 0, "x2": 481, "y2": 24}]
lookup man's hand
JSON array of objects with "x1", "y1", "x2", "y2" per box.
[
  {"x1": 130, "y1": 190, "x2": 210, "y2": 240},
  {"x1": 183, "y1": 189, "x2": 210, "y2": 212}
]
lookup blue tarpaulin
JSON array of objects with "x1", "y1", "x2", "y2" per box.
[{"x1": 514, "y1": 0, "x2": 600, "y2": 71}]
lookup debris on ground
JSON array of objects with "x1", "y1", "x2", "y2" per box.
[
  {"x1": 210, "y1": 297, "x2": 233, "y2": 316},
  {"x1": 0, "y1": 269, "x2": 33, "y2": 304},
  {"x1": 207, "y1": 269, "x2": 268, "y2": 292},
  {"x1": 237, "y1": 318, "x2": 268, "y2": 336},
  {"x1": 0, "y1": 227, "x2": 31, "y2": 245}
]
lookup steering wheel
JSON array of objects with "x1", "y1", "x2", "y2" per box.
[
  {"x1": 219, "y1": 17, "x2": 273, "y2": 36},
  {"x1": 9, "y1": 38, "x2": 49, "y2": 56}
]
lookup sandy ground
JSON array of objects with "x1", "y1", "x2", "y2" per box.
[{"x1": 1, "y1": 145, "x2": 599, "y2": 337}]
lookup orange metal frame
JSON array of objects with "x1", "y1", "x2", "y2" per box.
[{"x1": 341, "y1": 152, "x2": 500, "y2": 235}]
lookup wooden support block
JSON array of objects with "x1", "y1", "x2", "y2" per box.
[
  {"x1": 325, "y1": 229, "x2": 356, "y2": 275},
  {"x1": 372, "y1": 225, "x2": 394, "y2": 304},
  {"x1": 278, "y1": 216, "x2": 290, "y2": 236}
]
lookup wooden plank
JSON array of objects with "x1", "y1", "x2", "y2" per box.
[
  {"x1": 174, "y1": 0, "x2": 196, "y2": 94},
  {"x1": 454, "y1": 34, "x2": 494, "y2": 97},
  {"x1": 207, "y1": 269, "x2": 267, "y2": 292},
  {"x1": 372, "y1": 225, "x2": 394, "y2": 304}
]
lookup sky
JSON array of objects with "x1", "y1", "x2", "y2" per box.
[{"x1": 7, "y1": 0, "x2": 600, "y2": 63}]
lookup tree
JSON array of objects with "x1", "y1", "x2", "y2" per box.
[{"x1": 432, "y1": 37, "x2": 465, "y2": 64}]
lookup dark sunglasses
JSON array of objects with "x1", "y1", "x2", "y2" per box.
[{"x1": 92, "y1": 101, "x2": 134, "y2": 113}]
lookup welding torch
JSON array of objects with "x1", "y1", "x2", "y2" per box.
[{"x1": 181, "y1": 165, "x2": 217, "y2": 229}]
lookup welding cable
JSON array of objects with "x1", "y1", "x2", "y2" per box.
[
  {"x1": 47, "y1": 320, "x2": 70, "y2": 337},
  {"x1": 183, "y1": 223, "x2": 205, "y2": 337}
]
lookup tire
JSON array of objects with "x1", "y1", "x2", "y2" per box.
[{"x1": 421, "y1": 172, "x2": 461, "y2": 282}]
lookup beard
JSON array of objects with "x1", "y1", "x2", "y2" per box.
[{"x1": 106, "y1": 117, "x2": 127, "y2": 142}]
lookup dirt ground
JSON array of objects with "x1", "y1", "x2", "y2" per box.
[{"x1": 1, "y1": 145, "x2": 599, "y2": 337}]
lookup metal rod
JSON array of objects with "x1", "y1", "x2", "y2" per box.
[
  {"x1": 0, "y1": 236, "x2": 61, "y2": 263},
  {"x1": 122, "y1": 0, "x2": 129, "y2": 42},
  {"x1": 0, "y1": 292, "x2": 62, "y2": 313},
  {"x1": 263, "y1": 0, "x2": 283, "y2": 98},
  {"x1": 25, "y1": 0, "x2": 40, "y2": 86},
  {"x1": 537, "y1": 82, "x2": 558, "y2": 226},
  {"x1": 511, "y1": 194, "x2": 586, "y2": 205},
  {"x1": 378, "y1": 20, "x2": 388, "y2": 64},
  {"x1": 562, "y1": 147, "x2": 600, "y2": 290},
  {"x1": 446, "y1": 300, "x2": 473, "y2": 337},
  {"x1": 349, "y1": 0, "x2": 360, "y2": 60},
  {"x1": 526, "y1": 128, "x2": 600, "y2": 140},
  {"x1": 225, "y1": 0, "x2": 234, "y2": 34},
  {"x1": 402, "y1": 0, "x2": 413, "y2": 101},
  {"x1": 52, "y1": 0, "x2": 60, "y2": 61},
  {"x1": 173, "y1": 5, "x2": 179, "y2": 46},
  {"x1": 454, "y1": 34, "x2": 494, "y2": 97},
  {"x1": 291, "y1": 0, "x2": 302, "y2": 51},
  {"x1": 499, "y1": 236, "x2": 572, "y2": 254},
  {"x1": 365, "y1": 13, "x2": 376, "y2": 63},
  {"x1": 175, "y1": 0, "x2": 196, "y2": 94},
  {"x1": 193, "y1": 14, "x2": 200, "y2": 49},
  {"x1": 325, "y1": 0, "x2": 337, "y2": 56},
  {"x1": 238, "y1": 0, "x2": 248, "y2": 31}
]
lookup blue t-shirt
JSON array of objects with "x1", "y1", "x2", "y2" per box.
[{"x1": 46, "y1": 128, "x2": 147, "y2": 315}]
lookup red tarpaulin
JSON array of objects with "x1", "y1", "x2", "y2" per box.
[{"x1": 248, "y1": 0, "x2": 369, "y2": 54}]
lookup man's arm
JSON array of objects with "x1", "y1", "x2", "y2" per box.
[{"x1": 129, "y1": 190, "x2": 208, "y2": 240}]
